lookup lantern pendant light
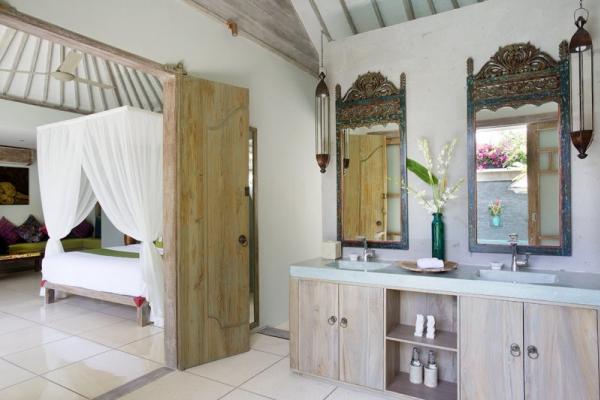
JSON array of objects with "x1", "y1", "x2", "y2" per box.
[
  {"x1": 315, "y1": 31, "x2": 330, "y2": 173},
  {"x1": 569, "y1": 0, "x2": 594, "y2": 159}
]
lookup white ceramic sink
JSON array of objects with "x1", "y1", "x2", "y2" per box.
[
  {"x1": 478, "y1": 269, "x2": 559, "y2": 284},
  {"x1": 328, "y1": 260, "x2": 392, "y2": 272}
]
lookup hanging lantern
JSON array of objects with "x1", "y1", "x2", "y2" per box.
[
  {"x1": 315, "y1": 32, "x2": 330, "y2": 173},
  {"x1": 569, "y1": 0, "x2": 594, "y2": 159}
]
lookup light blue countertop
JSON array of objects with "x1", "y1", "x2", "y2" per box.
[{"x1": 290, "y1": 258, "x2": 600, "y2": 308}]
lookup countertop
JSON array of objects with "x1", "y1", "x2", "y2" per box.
[{"x1": 290, "y1": 258, "x2": 600, "y2": 307}]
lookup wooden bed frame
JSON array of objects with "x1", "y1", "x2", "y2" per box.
[{"x1": 43, "y1": 281, "x2": 151, "y2": 326}]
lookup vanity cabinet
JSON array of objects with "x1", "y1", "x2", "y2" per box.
[
  {"x1": 295, "y1": 280, "x2": 384, "y2": 389},
  {"x1": 460, "y1": 297, "x2": 599, "y2": 400}
]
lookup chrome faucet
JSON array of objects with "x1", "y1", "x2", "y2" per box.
[
  {"x1": 508, "y1": 234, "x2": 529, "y2": 271},
  {"x1": 361, "y1": 237, "x2": 375, "y2": 262}
]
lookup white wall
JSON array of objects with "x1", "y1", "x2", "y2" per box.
[
  {"x1": 0, "y1": 99, "x2": 79, "y2": 225},
  {"x1": 324, "y1": 0, "x2": 600, "y2": 273},
  {"x1": 7, "y1": 0, "x2": 321, "y2": 326}
]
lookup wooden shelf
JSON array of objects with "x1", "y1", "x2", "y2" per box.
[
  {"x1": 386, "y1": 324, "x2": 457, "y2": 352},
  {"x1": 387, "y1": 372, "x2": 457, "y2": 400}
]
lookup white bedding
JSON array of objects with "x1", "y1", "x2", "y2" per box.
[{"x1": 42, "y1": 244, "x2": 145, "y2": 298}]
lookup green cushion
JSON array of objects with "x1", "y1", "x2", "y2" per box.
[{"x1": 8, "y1": 237, "x2": 100, "y2": 255}]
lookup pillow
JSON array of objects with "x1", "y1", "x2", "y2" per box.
[
  {"x1": 0, "y1": 217, "x2": 21, "y2": 245},
  {"x1": 16, "y1": 215, "x2": 46, "y2": 243},
  {"x1": 70, "y1": 220, "x2": 94, "y2": 238}
]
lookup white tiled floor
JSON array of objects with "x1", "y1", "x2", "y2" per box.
[{"x1": 0, "y1": 270, "x2": 392, "y2": 400}]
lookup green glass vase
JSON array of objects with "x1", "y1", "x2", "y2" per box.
[{"x1": 431, "y1": 213, "x2": 445, "y2": 260}]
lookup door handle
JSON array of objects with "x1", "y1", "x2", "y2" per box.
[
  {"x1": 527, "y1": 345, "x2": 539, "y2": 359},
  {"x1": 510, "y1": 343, "x2": 521, "y2": 357},
  {"x1": 327, "y1": 316, "x2": 337, "y2": 325},
  {"x1": 238, "y1": 235, "x2": 248, "y2": 247},
  {"x1": 340, "y1": 317, "x2": 348, "y2": 328}
]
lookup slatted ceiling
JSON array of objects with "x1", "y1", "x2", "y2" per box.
[
  {"x1": 299, "y1": 0, "x2": 486, "y2": 42},
  {"x1": 0, "y1": 23, "x2": 162, "y2": 114}
]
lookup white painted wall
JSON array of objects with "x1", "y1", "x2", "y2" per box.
[
  {"x1": 7, "y1": 0, "x2": 321, "y2": 326},
  {"x1": 324, "y1": 0, "x2": 600, "y2": 273}
]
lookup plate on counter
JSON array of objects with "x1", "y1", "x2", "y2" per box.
[{"x1": 399, "y1": 261, "x2": 458, "y2": 273}]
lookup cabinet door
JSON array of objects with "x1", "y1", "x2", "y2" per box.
[
  {"x1": 524, "y1": 304, "x2": 599, "y2": 400},
  {"x1": 339, "y1": 285, "x2": 384, "y2": 389},
  {"x1": 298, "y1": 280, "x2": 339, "y2": 379},
  {"x1": 460, "y1": 297, "x2": 524, "y2": 400}
]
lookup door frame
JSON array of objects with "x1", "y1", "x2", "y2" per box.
[
  {"x1": 249, "y1": 126, "x2": 259, "y2": 329},
  {"x1": 0, "y1": 4, "x2": 181, "y2": 369}
]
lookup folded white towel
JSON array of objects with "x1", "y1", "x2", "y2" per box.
[{"x1": 417, "y1": 258, "x2": 444, "y2": 269}]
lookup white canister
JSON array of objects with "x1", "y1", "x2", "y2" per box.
[
  {"x1": 409, "y1": 364, "x2": 423, "y2": 384},
  {"x1": 321, "y1": 241, "x2": 341, "y2": 260},
  {"x1": 424, "y1": 366, "x2": 438, "y2": 388}
]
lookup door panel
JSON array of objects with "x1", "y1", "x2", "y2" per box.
[
  {"x1": 339, "y1": 285, "x2": 384, "y2": 389},
  {"x1": 524, "y1": 304, "x2": 599, "y2": 400},
  {"x1": 298, "y1": 280, "x2": 339, "y2": 379},
  {"x1": 460, "y1": 297, "x2": 524, "y2": 400}
]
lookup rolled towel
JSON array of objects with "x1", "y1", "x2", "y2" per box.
[{"x1": 417, "y1": 258, "x2": 444, "y2": 269}]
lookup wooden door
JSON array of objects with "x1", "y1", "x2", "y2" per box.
[
  {"x1": 339, "y1": 285, "x2": 384, "y2": 389},
  {"x1": 524, "y1": 304, "x2": 599, "y2": 400},
  {"x1": 171, "y1": 74, "x2": 249, "y2": 368},
  {"x1": 298, "y1": 280, "x2": 339, "y2": 379},
  {"x1": 460, "y1": 297, "x2": 524, "y2": 400}
]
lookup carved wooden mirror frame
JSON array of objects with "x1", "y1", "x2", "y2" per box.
[
  {"x1": 335, "y1": 72, "x2": 408, "y2": 249},
  {"x1": 467, "y1": 42, "x2": 572, "y2": 256}
]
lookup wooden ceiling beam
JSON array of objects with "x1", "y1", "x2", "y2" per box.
[
  {"x1": 371, "y1": 0, "x2": 385, "y2": 27},
  {"x1": 0, "y1": 4, "x2": 172, "y2": 79},
  {"x1": 0, "y1": 145, "x2": 34, "y2": 165},
  {"x1": 339, "y1": 0, "x2": 357, "y2": 35},
  {"x1": 142, "y1": 71, "x2": 162, "y2": 110},
  {"x1": 133, "y1": 69, "x2": 153, "y2": 111},
  {"x1": 104, "y1": 59, "x2": 122, "y2": 107},
  {"x1": 82, "y1": 53, "x2": 95, "y2": 111},
  {"x1": 91, "y1": 55, "x2": 107, "y2": 110},
  {"x1": 2, "y1": 32, "x2": 28, "y2": 94},
  {"x1": 403, "y1": 0, "x2": 416, "y2": 20},
  {"x1": 114, "y1": 63, "x2": 132, "y2": 106},
  {"x1": 0, "y1": 27, "x2": 15, "y2": 63},
  {"x1": 308, "y1": 0, "x2": 332, "y2": 41},
  {"x1": 42, "y1": 41, "x2": 52, "y2": 102},
  {"x1": 123, "y1": 66, "x2": 142, "y2": 108},
  {"x1": 23, "y1": 36, "x2": 40, "y2": 98}
]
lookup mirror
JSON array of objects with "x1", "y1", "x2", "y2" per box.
[
  {"x1": 467, "y1": 42, "x2": 571, "y2": 256},
  {"x1": 336, "y1": 72, "x2": 408, "y2": 249}
]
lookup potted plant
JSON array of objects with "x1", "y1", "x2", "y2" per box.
[
  {"x1": 488, "y1": 199, "x2": 503, "y2": 227},
  {"x1": 404, "y1": 138, "x2": 463, "y2": 260}
]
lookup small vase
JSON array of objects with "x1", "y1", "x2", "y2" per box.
[
  {"x1": 431, "y1": 213, "x2": 445, "y2": 260},
  {"x1": 491, "y1": 215, "x2": 502, "y2": 227}
]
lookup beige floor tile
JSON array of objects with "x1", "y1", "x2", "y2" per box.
[
  {"x1": 0, "y1": 376, "x2": 85, "y2": 400},
  {"x1": 326, "y1": 387, "x2": 392, "y2": 400},
  {"x1": 0, "y1": 314, "x2": 35, "y2": 335},
  {"x1": 100, "y1": 303, "x2": 138, "y2": 320},
  {"x1": 0, "y1": 359, "x2": 35, "y2": 390},
  {"x1": 0, "y1": 293, "x2": 41, "y2": 311},
  {"x1": 120, "y1": 332, "x2": 165, "y2": 364},
  {"x1": 8, "y1": 302, "x2": 88, "y2": 324},
  {"x1": 250, "y1": 333, "x2": 289, "y2": 356},
  {"x1": 0, "y1": 325, "x2": 69, "y2": 356},
  {"x1": 121, "y1": 371, "x2": 233, "y2": 400},
  {"x1": 44, "y1": 350, "x2": 160, "y2": 398},
  {"x1": 79, "y1": 319, "x2": 162, "y2": 347},
  {"x1": 221, "y1": 389, "x2": 271, "y2": 400},
  {"x1": 187, "y1": 349, "x2": 281, "y2": 386},
  {"x1": 45, "y1": 311, "x2": 124, "y2": 334},
  {"x1": 240, "y1": 358, "x2": 335, "y2": 400},
  {"x1": 4, "y1": 336, "x2": 110, "y2": 374}
]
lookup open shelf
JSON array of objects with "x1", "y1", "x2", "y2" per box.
[
  {"x1": 387, "y1": 372, "x2": 457, "y2": 400},
  {"x1": 386, "y1": 324, "x2": 457, "y2": 352}
]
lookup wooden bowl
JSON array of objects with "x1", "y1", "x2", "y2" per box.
[{"x1": 399, "y1": 261, "x2": 458, "y2": 273}]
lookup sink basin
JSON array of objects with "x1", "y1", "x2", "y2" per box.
[
  {"x1": 478, "y1": 269, "x2": 559, "y2": 284},
  {"x1": 328, "y1": 260, "x2": 392, "y2": 272}
]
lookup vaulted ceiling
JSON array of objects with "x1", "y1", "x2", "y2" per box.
[{"x1": 0, "y1": 23, "x2": 163, "y2": 115}]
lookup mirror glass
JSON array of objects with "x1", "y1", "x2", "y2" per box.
[
  {"x1": 341, "y1": 123, "x2": 402, "y2": 242},
  {"x1": 475, "y1": 102, "x2": 560, "y2": 246}
]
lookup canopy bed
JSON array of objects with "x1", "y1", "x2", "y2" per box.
[{"x1": 37, "y1": 106, "x2": 164, "y2": 327}]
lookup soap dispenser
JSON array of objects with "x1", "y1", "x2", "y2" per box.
[
  {"x1": 424, "y1": 350, "x2": 438, "y2": 388},
  {"x1": 409, "y1": 347, "x2": 423, "y2": 384}
]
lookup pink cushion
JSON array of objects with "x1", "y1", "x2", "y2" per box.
[{"x1": 0, "y1": 217, "x2": 21, "y2": 245}]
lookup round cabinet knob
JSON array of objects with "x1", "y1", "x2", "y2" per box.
[
  {"x1": 527, "y1": 345, "x2": 539, "y2": 359},
  {"x1": 238, "y1": 235, "x2": 248, "y2": 247},
  {"x1": 327, "y1": 316, "x2": 337, "y2": 325},
  {"x1": 340, "y1": 317, "x2": 348, "y2": 328},
  {"x1": 510, "y1": 343, "x2": 521, "y2": 357}
]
